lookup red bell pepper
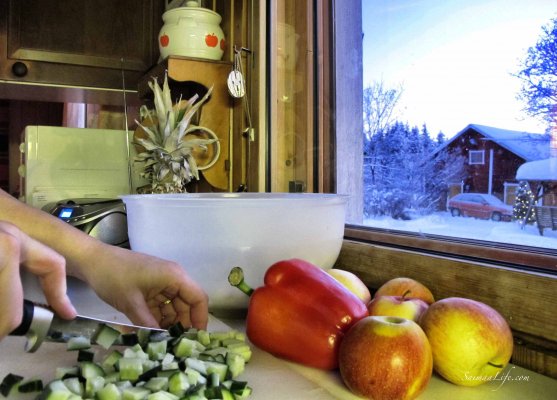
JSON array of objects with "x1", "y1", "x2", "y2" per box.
[{"x1": 229, "y1": 258, "x2": 368, "y2": 370}]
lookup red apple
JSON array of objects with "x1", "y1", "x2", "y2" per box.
[
  {"x1": 374, "y1": 277, "x2": 435, "y2": 304},
  {"x1": 159, "y1": 34, "x2": 169, "y2": 47},
  {"x1": 220, "y1": 38, "x2": 226, "y2": 51},
  {"x1": 339, "y1": 316, "x2": 433, "y2": 400},
  {"x1": 367, "y1": 291, "x2": 429, "y2": 322},
  {"x1": 327, "y1": 269, "x2": 371, "y2": 305},
  {"x1": 205, "y1": 33, "x2": 218, "y2": 47},
  {"x1": 419, "y1": 297, "x2": 513, "y2": 386}
]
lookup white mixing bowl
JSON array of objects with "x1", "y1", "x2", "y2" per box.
[{"x1": 121, "y1": 193, "x2": 348, "y2": 315}]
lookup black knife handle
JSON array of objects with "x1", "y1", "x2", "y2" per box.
[{"x1": 10, "y1": 299, "x2": 35, "y2": 336}]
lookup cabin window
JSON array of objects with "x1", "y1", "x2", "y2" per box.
[{"x1": 468, "y1": 150, "x2": 485, "y2": 165}]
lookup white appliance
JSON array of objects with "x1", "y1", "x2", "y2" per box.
[{"x1": 19, "y1": 126, "x2": 145, "y2": 209}]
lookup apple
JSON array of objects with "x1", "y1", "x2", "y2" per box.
[
  {"x1": 205, "y1": 33, "x2": 218, "y2": 47},
  {"x1": 367, "y1": 292, "x2": 429, "y2": 322},
  {"x1": 327, "y1": 269, "x2": 371, "y2": 304},
  {"x1": 419, "y1": 297, "x2": 513, "y2": 386},
  {"x1": 220, "y1": 38, "x2": 226, "y2": 51},
  {"x1": 374, "y1": 277, "x2": 435, "y2": 304},
  {"x1": 159, "y1": 34, "x2": 169, "y2": 47},
  {"x1": 339, "y1": 316, "x2": 432, "y2": 400}
]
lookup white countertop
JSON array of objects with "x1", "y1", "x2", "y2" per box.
[{"x1": 2, "y1": 277, "x2": 556, "y2": 399}]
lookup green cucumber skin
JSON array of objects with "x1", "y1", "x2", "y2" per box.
[{"x1": 0, "y1": 373, "x2": 24, "y2": 397}]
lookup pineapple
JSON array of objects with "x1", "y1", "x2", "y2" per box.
[{"x1": 133, "y1": 74, "x2": 217, "y2": 193}]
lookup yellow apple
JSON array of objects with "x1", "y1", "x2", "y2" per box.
[
  {"x1": 419, "y1": 297, "x2": 513, "y2": 386},
  {"x1": 327, "y1": 269, "x2": 371, "y2": 304},
  {"x1": 339, "y1": 316, "x2": 433, "y2": 400},
  {"x1": 374, "y1": 277, "x2": 435, "y2": 304},
  {"x1": 367, "y1": 294, "x2": 429, "y2": 322}
]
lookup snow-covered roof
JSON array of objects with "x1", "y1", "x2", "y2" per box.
[
  {"x1": 436, "y1": 123, "x2": 550, "y2": 161},
  {"x1": 516, "y1": 157, "x2": 557, "y2": 181},
  {"x1": 470, "y1": 124, "x2": 550, "y2": 161}
]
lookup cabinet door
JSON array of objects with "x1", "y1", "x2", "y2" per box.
[{"x1": 0, "y1": 0, "x2": 164, "y2": 90}]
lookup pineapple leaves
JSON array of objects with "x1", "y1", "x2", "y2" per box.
[{"x1": 134, "y1": 73, "x2": 217, "y2": 193}]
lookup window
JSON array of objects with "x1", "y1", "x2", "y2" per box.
[
  {"x1": 353, "y1": 0, "x2": 556, "y2": 268},
  {"x1": 468, "y1": 150, "x2": 485, "y2": 165},
  {"x1": 265, "y1": 1, "x2": 556, "y2": 270}
]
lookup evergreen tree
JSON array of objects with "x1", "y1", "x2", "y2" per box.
[
  {"x1": 363, "y1": 119, "x2": 465, "y2": 219},
  {"x1": 513, "y1": 181, "x2": 537, "y2": 226}
]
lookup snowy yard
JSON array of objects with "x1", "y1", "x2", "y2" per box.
[{"x1": 364, "y1": 212, "x2": 557, "y2": 250}]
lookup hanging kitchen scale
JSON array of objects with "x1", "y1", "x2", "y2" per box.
[
  {"x1": 228, "y1": 46, "x2": 254, "y2": 191},
  {"x1": 227, "y1": 47, "x2": 246, "y2": 98}
]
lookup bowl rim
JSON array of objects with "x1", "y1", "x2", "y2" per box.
[{"x1": 121, "y1": 192, "x2": 349, "y2": 206}]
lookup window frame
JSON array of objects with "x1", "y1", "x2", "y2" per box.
[
  {"x1": 322, "y1": 0, "x2": 557, "y2": 273},
  {"x1": 469, "y1": 149, "x2": 485, "y2": 165}
]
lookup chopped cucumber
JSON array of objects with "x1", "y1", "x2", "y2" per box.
[
  {"x1": 168, "y1": 371, "x2": 190, "y2": 396},
  {"x1": 147, "y1": 390, "x2": 179, "y2": 400},
  {"x1": 66, "y1": 335, "x2": 91, "y2": 351},
  {"x1": 147, "y1": 340, "x2": 168, "y2": 360},
  {"x1": 85, "y1": 376, "x2": 106, "y2": 397},
  {"x1": 18, "y1": 378, "x2": 44, "y2": 393},
  {"x1": 12, "y1": 326, "x2": 252, "y2": 399},
  {"x1": 102, "y1": 349, "x2": 124, "y2": 372},
  {"x1": 174, "y1": 337, "x2": 205, "y2": 358},
  {"x1": 122, "y1": 386, "x2": 151, "y2": 400},
  {"x1": 80, "y1": 361, "x2": 105, "y2": 379},
  {"x1": 118, "y1": 358, "x2": 144, "y2": 382},
  {"x1": 0, "y1": 373, "x2": 23, "y2": 397},
  {"x1": 38, "y1": 380, "x2": 73, "y2": 400},
  {"x1": 144, "y1": 377, "x2": 169, "y2": 392},
  {"x1": 94, "y1": 324, "x2": 122, "y2": 350},
  {"x1": 62, "y1": 377, "x2": 83, "y2": 396},
  {"x1": 96, "y1": 382, "x2": 122, "y2": 400}
]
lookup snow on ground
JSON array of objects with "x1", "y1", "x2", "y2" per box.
[{"x1": 364, "y1": 212, "x2": 557, "y2": 250}]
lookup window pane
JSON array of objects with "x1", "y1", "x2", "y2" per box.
[
  {"x1": 268, "y1": 0, "x2": 315, "y2": 193},
  {"x1": 361, "y1": 1, "x2": 557, "y2": 251}
]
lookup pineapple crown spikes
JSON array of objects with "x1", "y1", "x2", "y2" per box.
[{"x1": 134, "y1": 74, "x2": 216, "y2": 190}]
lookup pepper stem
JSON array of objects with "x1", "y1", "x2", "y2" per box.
[{"x1": 228, "y1": 267, "x2": 254, "y2": 296}]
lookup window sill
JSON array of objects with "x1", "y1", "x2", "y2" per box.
[
  {"x1": 336, "y1": 229, "x2": 557, "y2": 379},
  {"x1": 345, "y1": 225, "x2": 557, "y2": 272}
]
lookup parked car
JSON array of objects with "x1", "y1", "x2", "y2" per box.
[{"x1": 448, "y1": 193, "x2": 513, "y2": 222}]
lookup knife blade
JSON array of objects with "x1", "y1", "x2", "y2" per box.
[{"x1": 11, "y1": 299, "x2": 166, "y2": 352}]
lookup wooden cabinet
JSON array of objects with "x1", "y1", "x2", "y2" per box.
[{"x1": 0, "y1": 0, "x2": 164, "y2": 97}]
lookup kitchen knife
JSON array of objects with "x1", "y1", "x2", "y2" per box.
[{"x1": 11, "y1": 299, "x2": 166, "y2": 352}]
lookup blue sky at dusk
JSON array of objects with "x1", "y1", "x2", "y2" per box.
[{"x1": 362, "y1": 0, "x2": 557, "y2": 137}]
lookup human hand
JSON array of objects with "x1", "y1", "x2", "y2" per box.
[
  {"x1": 0, "y1": 222, "x2": 76, "y2": 340},
  {"x1": 82, "y1": 245, "x2": 209, "y2": 330}
]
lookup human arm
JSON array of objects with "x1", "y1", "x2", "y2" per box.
[{"x1": 0, "y1": 190, "x2": 208, "y2": 330}]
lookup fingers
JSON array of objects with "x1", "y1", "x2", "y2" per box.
[
  {"x1": 20, "y1": 235, "x2": 77, "y2": 320},
  {"x1": 177, "y1": 278, "x2": 209, "y2": 330},
  {"x1": 128, "y1": 255, "x2": 209, "y2": 330},
  {"x1": 0, "y1": 228, "x2": 25, "y2": 339},
  {"x1": 122, "y1": 293, "x2": 161, "y2": 328},
  {"x1": 0, "y1": 221, "x2": 77, "y2": 321},
  {"x1": 74, "y1": 246, "x2": 209, "y2": 331}
]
